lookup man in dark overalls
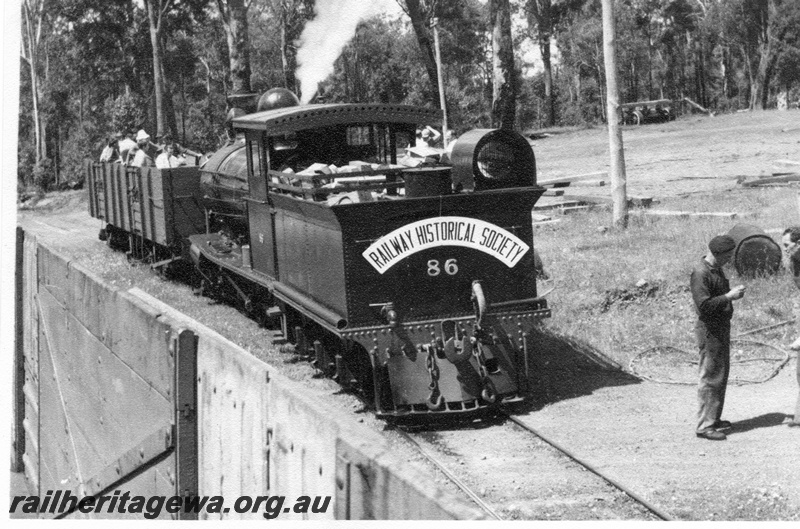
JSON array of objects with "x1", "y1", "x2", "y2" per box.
[
  {"x1": 691, "y1": 235, "x2": 745, "y2": 441},
  {"x1": 782, "y1": 227, "x2": 800, "y2": 427}
]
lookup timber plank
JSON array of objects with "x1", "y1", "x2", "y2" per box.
[
  {"x1": 38, "y1": 287, "x2": 172, "y2": 492},
  {"x1": 89, "y1": 455, "x2": 177, "y2": 519},
  {"x1": 23, "y1": 235, "x2": 39, "y2": 374},
  {"x1": 637, "y1": 209, "x2": 738, "y2": 219},
  {"x1": 532, "y1": 219, "x2": 562, "y2": 227},
  {"x1": 532, "y1": 200, "x2": 584, "y2": 211},
  {"x1": 740, "y1": 174, "x2": 800, "y2": 187},
  {"x1": 102, "y1": 291, "x2": 176, "y2": 400},
  {"x1": 36, "y1": 247, "x2": 174, "y2": 400},
  {"x1": 538, "y1": 171, "x2": 607, "y2": 187},
  {"x1": 196, "y1": 334, "x2": 271, "y2": 519},
  {"x1": 270, "y1": 386, "x2": 338, "y2": 520},
  {"x1": 65, "y1": 263, "x2": 116, "y2": 346},
  {"x1": 37, "y1": 294, "x2": 83, "y2": 496},
  {"x1": 559, "y1": 194, "x2": 654, "y2": 208},
  {"x1": 22, "y1": 234, "x2": 40, "y2": 493},
  {"x1": 37, "y1": 244, "x2": 71, "y2": 307}
]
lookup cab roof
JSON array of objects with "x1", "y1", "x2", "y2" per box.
[{"x1": 232, "y1": 103, "x2": 443, "y2": 135}]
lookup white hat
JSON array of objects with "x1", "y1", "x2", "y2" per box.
[{"x1": 136, "y1": 129, "x2": 150, "y2": 142}]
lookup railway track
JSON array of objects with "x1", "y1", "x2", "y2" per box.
[{"x1": 395, "y1": 409, "x2": 672, "y2": 521}]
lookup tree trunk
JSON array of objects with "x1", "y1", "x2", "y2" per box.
[
  {"x1": 720, "y1": 45, "x2": 729, "y2": 98},
  {"x1": 750, "y1": 45, "x2": 770, "y2": 110},
  {"x1": 145, "y1": 0, "x2": 176, "y2": 139},
  {"x1": 403, "y1": 0, "x2": 441, "y2": 105},
  {"x1": 541, "y1": 39, "x2": 554, "y2": 126},
  {"x1": 22, "y1": 0, "x2": 46, "y2": 167},
  {"x1": 647, "y1": 32, "x2": 653, "y2": 99},
  {"x1": 527, "y1": 0, "x2": 554, "y2": 127},
  {"x1": 218, "y1": 0, "x2": 252, "y2": 95},
  {"x1": 280, "y1": 19, "x2": 293, "y2": 91},
  {"x1": 601, "y1": 0, "x2": 628, "y2": 229},
  {"x1": 490, "y1": 0, "x2": 515, "y2": 129}
]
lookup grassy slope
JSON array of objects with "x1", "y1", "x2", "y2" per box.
[{"x1": 536, "y1": 187, "x2": 796, "y2": 369}]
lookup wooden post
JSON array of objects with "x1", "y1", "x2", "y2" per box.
[
  {"x1": 431, "y1": 18, "x2": 449, "y2": 147},
  {"x1": 601, "y1": 0, "x2": 628, "y2": 228},
  {"x1": 13, "y1": 227, "x2": 25, "y2": 472},
  {"x1": 174, "y1": 329, "x2": 199, "y2": 519}
]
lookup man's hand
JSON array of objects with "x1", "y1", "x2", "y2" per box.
[{"x1": 726, "y1": 285, "x2": 746, "y2": 300}]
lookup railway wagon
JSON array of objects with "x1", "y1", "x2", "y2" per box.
[
  {"x1": 85, "y1": 160, "x2": 205, "y2": 268},
  {"x1": 188, "y1": 100, "x2": 552, "y2": 417}
]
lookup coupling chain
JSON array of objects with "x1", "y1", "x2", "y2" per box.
[
  {"x1": 425, "y1": 344, "x2": 444, "y2": 410},
  {"x1": 472, "y1": 340, "x2": 497, "y2": 403},
  {"x1": 426, "y1": 344, "x2": 440, "y2": 389}
]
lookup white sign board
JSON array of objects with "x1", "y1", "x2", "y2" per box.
[{"x1": 362, "y1": 216, "x2": 529, "y2": 274}]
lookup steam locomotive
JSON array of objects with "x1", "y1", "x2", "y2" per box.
[{"x1": 87, "y1": 88, "x2": 551, "y2": 418}]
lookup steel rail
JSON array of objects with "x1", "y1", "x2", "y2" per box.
[
  {"x1": 501, "y1": 411, "x2": 674, "y2": 521},
  {"x1": 395, "y1": 428, "x2": 503, "y2": 521}
]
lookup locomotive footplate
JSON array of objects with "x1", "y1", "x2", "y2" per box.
[
  {"x1": 188, "y1": 233, "x2": 348, "y2": 333},
  {"x1": 341, "y1": 307, "x2": 549, "y2": 416}
]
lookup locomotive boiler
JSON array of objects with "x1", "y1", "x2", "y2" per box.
[{"x1": 188, "y1": 94, "x2": 551, "y2": 417}]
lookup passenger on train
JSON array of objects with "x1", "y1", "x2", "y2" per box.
[
  {"x1": 118, "y1": 131, "x2": 137, "y2": 163},
  {"x1": 131, "y1": 129, "x2": 156, "y2": 167},
  {"x1": 99, "y1": 136, "x2": 120, "y2": 163},
  {"x1": 155, "y1": 143, "x2": 187, "y2": 169},
  {"x1": 415, "y1": 125, "x2": 441, "y2": 148}
]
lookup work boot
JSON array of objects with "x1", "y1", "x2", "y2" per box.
[{"x1": 696, "y1": 429, "x2": 727, "y2": 441}]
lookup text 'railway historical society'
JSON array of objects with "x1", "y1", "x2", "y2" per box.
[{"x1": 363, "y1": 216, "x2": 529, "y2": 274}]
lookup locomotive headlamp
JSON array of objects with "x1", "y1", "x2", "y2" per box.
[{"x1": 449, "y1": 129, "x2": 537, "y2": 191}]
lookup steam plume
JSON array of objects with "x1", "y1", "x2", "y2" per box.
[{"x1": 295, "y1": 0, "x2": 383, "y2": 104}]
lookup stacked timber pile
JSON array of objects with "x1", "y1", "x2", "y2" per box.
[
  {"x1": 738, "y1": 159, "x2": 800, "y2": 188},
  {"x1": 533, "y1": 171, "x2": 654, "y2": 220}
]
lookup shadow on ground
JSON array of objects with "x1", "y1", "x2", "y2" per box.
[
  {"x1": 514, "y1": 326, "x2": 642, "y2": 413},
  {"x1": 728, "y1": 412, "x2": 791, "y2": 435}
]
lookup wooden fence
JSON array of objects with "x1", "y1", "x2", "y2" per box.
[{"x1": 13, "y1": 227, "x2": 483, "y2": 520}]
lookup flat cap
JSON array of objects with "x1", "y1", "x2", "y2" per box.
[{"x1": 709, "y1": 235, "x2": 736, "y2": 256}]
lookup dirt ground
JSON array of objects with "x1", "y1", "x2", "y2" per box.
[
  {"x1": 533, "y1": 109, "x2": 800, "y2": 198},
  {"x1": 14, "y1": 109, "x2": 800, "y2": 520},
  {"x1": 525, "y1": 110, "x2": 800, "y2": 520}
]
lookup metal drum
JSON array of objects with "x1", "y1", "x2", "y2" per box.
[{"x1": 727, "y1": 224, "x2": 782, "y2": 277}]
